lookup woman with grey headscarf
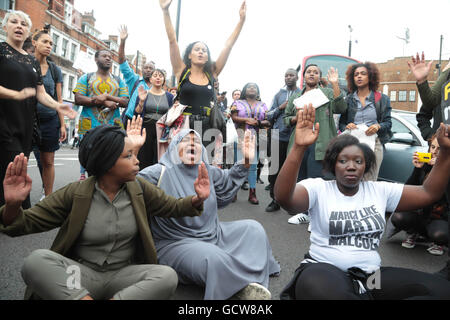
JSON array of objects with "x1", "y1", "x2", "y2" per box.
[{"x1": 139, "y1": 129, "x2": 280, "y2": 300}]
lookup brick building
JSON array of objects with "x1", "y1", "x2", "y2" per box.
[{"x1": 376, "y1": 56, "x2": 443, "y2": 112}]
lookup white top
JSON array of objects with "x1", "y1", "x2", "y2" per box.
[{"x1": 300, "y1": 178, "x2": 404, "y2": 273}]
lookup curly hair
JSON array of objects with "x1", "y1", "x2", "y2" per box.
[
  {"x1": 323, "y1": 134, "x2": 376, "y2": 176},
  {"x1": 345, "y1": 62, "x2": 380, "y2": 93},
  {"x1": 182, "y1": 41, "x2": 214, "y2": 77}
]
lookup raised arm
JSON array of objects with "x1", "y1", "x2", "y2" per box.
[
  {"x1": 275, "y1": 104, "x2": 319, "y2": 213},
  {"x1": 396, "y1": 123, "x2": 450, "y2": 212},
  {"x1": 160, "y1": 0, "x2": 185, "y2": 79},
  {"x1": 213, "y1": 1, "x2": 246, "y2": 78},
  {"x1": 118, "y1": 25, "x2": 128, "y2": 64}
]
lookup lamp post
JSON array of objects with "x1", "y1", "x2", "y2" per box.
[{"x1": 348, "y1": 25, "x2": 353, "y2": 57}]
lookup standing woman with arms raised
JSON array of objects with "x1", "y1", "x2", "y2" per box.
[
  {"x1": 0, "y1": 10, "x2": 76, "y2": 209},
  {"x1": 159, "y1": 0, "x2": 246, "y2": 143}
]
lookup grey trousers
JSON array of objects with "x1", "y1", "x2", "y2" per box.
[
  {"x1": 21, "y1": 249, "x2": 178, "y2": 300},
  {"x1": 364, "y1": 138, "x2": 383, "y2": 182}
]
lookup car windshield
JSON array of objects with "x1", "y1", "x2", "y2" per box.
[{"x1": 393, "y1": 112, "x2": 418, "y2": 126}]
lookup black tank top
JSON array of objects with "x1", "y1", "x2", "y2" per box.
[{"x1": 179, "y1": 76, "x2": 215, "y2": 115}]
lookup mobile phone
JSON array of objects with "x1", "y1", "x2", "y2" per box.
[{"x1": 417, "y1": 152, "x2": 432, "y2": 163}]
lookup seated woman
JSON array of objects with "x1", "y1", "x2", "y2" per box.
[
  {"x1": 276, "y1": 105, "x2": 450, "y2": 300},
  {"x1": 139, "y1": 129, "x2": 280, "y2": 300},
  {"x1": 391, "y1": 134, "x2": 448, "y2": 255},
  {"x1": 0, "y1": 117, "x2": 209, "y2": 300}
]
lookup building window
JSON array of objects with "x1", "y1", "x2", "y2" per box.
[
  {"x1": 390, "y1": 91, "x2": 396, "y2": 102},
  {"x1": 68, "y1": 76, "x2": 75, "y2": 100},
  {"x1": 52, "y1": 34, "x2": 59, "y2": 54},
  {"x1": 70, "y1": 43, "x2": 77, "y2": 62},
  {"x1": 61, "y1": 39, "x2": 69, "y2": 58},
  {"x1": 398, "y1": 90, "x2": 407, "y2": 102},
  {"x1": 409, "y1": 90, "x2": 416, "y2": 102},
  {"x1": 0, "y1": 0, "x2": 11, "y2": 10}
]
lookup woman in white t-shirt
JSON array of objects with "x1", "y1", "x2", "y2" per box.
[{"x1": 275, "y1": 104, "x2": 450, "y2": 300}]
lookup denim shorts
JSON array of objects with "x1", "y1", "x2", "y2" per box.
[{"x1": 38, "y1": 115, "x2": 61, "y2": 153}]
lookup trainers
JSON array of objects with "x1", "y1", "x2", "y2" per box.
[
  {"x1": 288, "y1": 213, "x2": 310, "y2": 225},
  {"x1": 234, "y1": 283, "x2": 271, "y2": 300},
  {"x1": 401, "y1": 234, "x2": 417, "y2": 249},
  {"x1": 79, "y1": 173, "x2": 86, "y2": 181},
  {"x1": 39, "y1": 188, "x2": 45, "y2": 202},
  {"x1": 427, "y1": 243, "x2": 444, "y2": 256}
]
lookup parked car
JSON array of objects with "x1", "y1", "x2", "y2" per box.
[{"x1": 378, "y1": 111, "x2": 429, "y2": 183}]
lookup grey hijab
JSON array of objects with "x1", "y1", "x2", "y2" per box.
[{"x1": 145, "y1": 129, "x2": 219, "y2": 244}]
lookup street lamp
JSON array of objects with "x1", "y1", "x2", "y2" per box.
[{"x1": 348, "y1": 25, "x2": 353, "y2": 57}]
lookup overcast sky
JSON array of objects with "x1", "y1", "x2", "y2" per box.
[{"x1": 75, "y1": 0, "x2": 450, "y2": 104}]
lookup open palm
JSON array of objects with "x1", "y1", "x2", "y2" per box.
[
  {"x1": 126, "y1": 116, "x2": 146, "y2": 149},
  {"x1": 3, "y1": 154, "x2": 32, "y2": 204},
  {"x1": 407, "y1": 52, "x2": 433, "y2": 82},
  {"x1": 294, "y1": 104, "x2": 320, "y2": 147},
  {"x1": 160, "y1": 0, "x2": 172, "y2": 10},
  {"x1": 119, "y1": 25, "x2": 128, "y2": 41},
  {"x1": 138, "y1": 86, "x2": 148, "y2": 103},
  {"x1": 194, "y1": 163, "x2": 210, "y2": 201},
  {"x1": 241, "y1": 130, "x2": 256, "y2": 164},
  {"x1": 327, "y1": 67, "x2": 339, "y2": 85}
]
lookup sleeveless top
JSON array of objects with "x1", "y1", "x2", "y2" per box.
[{"x1": 179, "y1": 77, "x2": 215, "y2": 116}]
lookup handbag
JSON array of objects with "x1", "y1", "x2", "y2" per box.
[
  {"x1": 32, "y1": 109, "x2": 42, "y2": 148},
  {"x1": 209, "y1": 100, "x2": 226, "y2": 133}
]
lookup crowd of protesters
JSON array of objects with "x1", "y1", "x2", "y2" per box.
[{"x1": 0, "y1": 2, "x2": 449, "y2": 301}]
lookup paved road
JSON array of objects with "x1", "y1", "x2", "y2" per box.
[{"x1": 0, "y1": 146, "x2": 447, "y2": 300}]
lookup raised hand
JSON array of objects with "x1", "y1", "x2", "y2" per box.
[
  {"x1": 3, "y1": 153, "x2": 32, "y2": 205},
  {"x1": 239, "y1": 1, "x2": 247, "y2": 20},
  {"x1": 138, "y1": 86, "x2": 148, "y2": 103},
  {"x1": 241, "y1": 130, "x2": 256, "y2": 164},
  {"x1": 407, "y1": 52, "x2": 433, "y2": 83},
  {"x1": 194, "y1": 163, "x2": 210, "y2": 201},
  {"x1": 294, "y1": 104, "x2": 320, "y2": 147},
  {"x1": 127, "y1": 115, "x2": 146, "y2": 150},
  {"x1": 119, "y1": 25, "x2": 128, "y2": 42},
  {"x1": 160, "y1": 0, "x2": 172, "y2": 10},
  {"x1": 327, "y1": 67, "x2": 339, "y2": 85},
  {"x1": 56, "y1": 103, "x2": 77, "y2": 119}
]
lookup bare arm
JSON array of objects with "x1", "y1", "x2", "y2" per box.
[
  {"x1": 37, "y1": 85, "x2": 77, "y2": 119},
  {"x1": 213, "y1": 1, "x2": 246, "y2": 77},
  {"x1": 275, "y1": 105, "x2": 320, "y2": 213},
  {"x1": 55, "y1": 83, "x2": 67, "y2": 142},
  {"x1": 118, "y1": 25, "x2": 127, "y2": 64},
  {"x1": 160, "y1": 0, "x2": 185, "y2": 80},
  {"x1": 0, "y1": 85, "x2": 35, "y2": 100},
  {"x1": 396, "y1": 123, "x2": 450, "y2": 212}
]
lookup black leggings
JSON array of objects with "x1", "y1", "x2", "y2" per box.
[
  {"x1": 294, "y1": 263, "x2": 450, "y2": 300},
  {"x1": 391, "y1": 211, "x2": 448, "y2": 245}
]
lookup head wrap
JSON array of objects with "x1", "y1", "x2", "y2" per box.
[{"x1": 79, "y1": 125, "x2": 127, "y2": 177}]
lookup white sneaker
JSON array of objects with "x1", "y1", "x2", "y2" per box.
[
  {"x1": 234, "y1": 283, "x2": 271, "y2": 300},
  {"x1": 39, "y1": 189, "x2": 45, "y2": 202},
  {"x1": 288, "y1": 213, "x2": 310, "y2": 225}
]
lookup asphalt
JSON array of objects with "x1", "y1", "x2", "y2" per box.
[{"x1": 0, "y1": 146, "x2": 448, "y2": 300}]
